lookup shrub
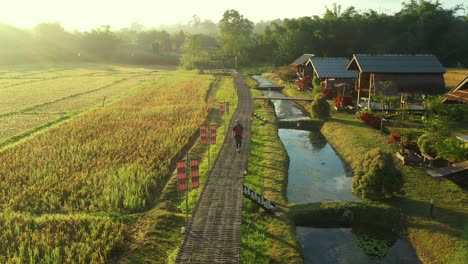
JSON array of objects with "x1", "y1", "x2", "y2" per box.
[
  {"x1": 321, "y1": 87, "x2": 334, "y2": 100},
  {"x1": 389, "y1": 133, "x2": 400, "y2": 143},
  {"x1": 278, "y1": 69, "x2": 293, "y2": 82},
  {"x1": 297, "y1": 79, "x2": 304, "y2": 89},
  {"x1": 303, "y1": 75, "x2": 312, "y2": 88},
  {"x1": 335, "y1": 95, "x2": 353, "y2": 107},
  {"x1": 417, "y1": 133, "x2": 437, "y2": 157},
  {"x1": 352, "y1": 148, "x2": 403, "y2": 200},
  {"x1": 358, "y1": 111, "x2": 382, "y2": 129},
  {"x1": 400, "y1": 141, "x2": 421, "y2": 155},
  {"x1": 435, "y1": 137, "x2": 468, "y2": 163},
  {"x1": 311, "y1": 93, "x2": 331, "y2": 120},
  {"x1": 312, "y1": 75, "x2": 321, "y2": 90}
]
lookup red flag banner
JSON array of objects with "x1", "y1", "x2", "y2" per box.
[
  {"x1": 220, "y1": 103, "x2": 224, "y2": 116},
  {"x1": 210, "y1": 124, "x2": 217, "y2": 144},
  {"x1": 191, "y1": 159, "x2": 200, "y2": 189},
  {"x1": 177, "y1": 160, "x2": 187, "y2": 191},
  {"x1": 200, "y1": 125, "x2": 207, "y2": 145},
  {"x1": 226, "y1": 102, "x2": 229, "y2": 115}
]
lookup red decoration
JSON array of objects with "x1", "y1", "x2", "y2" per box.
[
  {"x1": 210, "y1": 124, "x2": 216, "y2": 144},
  {"x1": 200, "y1": 125, "x2": 207, "y2": 145},
  {"x1": 191, "y1": 159, "x2": 200, "y2": 189},
  {"x1": 177, "y1": 160, "x2": 187, "y2": 191},
  {"x1": 225, "y1": 102, "x2": 229, "y2": 115},
  {"x1": 220, "y1": 103, "x2": 224, "y2": 116}
]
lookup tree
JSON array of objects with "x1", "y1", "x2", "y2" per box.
[
  {"x1": 0, "y1": 23, "x2": 34, "y2": 64},
  {"x1": 33, "y1": 22, "x2": 78, "y2": 61},
  {"x1": 311, "y1": 94, "x2": 330, "y2": 120},
  {"x1": 180, "y1": 34, "x2": 213, "y2": 70},
  {"x1": 81, "y1": 25, "x2": 120, "y2": 60},
  {"x1": 352, "y1": 148, "x2": 403, "y2": 200},
  {"x1": 218, "y1": 9, "x2": 253, "y2": 67}
]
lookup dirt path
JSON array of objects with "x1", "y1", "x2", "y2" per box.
[{"x1": 175, "y1": 73, "x2": 252, "y2": 263}]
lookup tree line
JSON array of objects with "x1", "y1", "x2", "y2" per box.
[{"x1": 0, "y1": 0, "x2": 467, "y2": 68}]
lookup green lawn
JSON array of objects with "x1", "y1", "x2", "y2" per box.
[{"x1": 322, "y1": 110, "x2": 468, "y2": 264}]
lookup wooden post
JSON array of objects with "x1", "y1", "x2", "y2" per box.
[{"x1": 368, "y1": 74, "x2": 373, "y2": 110}]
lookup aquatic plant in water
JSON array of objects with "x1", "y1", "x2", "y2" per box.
[{"x1": 356, "y1": 235, "x2": 393, "y2": 258}]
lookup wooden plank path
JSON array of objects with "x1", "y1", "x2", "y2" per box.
[
  {"x1": 175, "y1": 72, "x2": 253, "y2": 263},
  {"x1": 426, "y1": 160, "x2": 468, "y2": 178},
  {"x1": 253, "y1": 96, "x2": 313, "y2": 102}
]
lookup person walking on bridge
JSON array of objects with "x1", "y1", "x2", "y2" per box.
[{"x1": 232, "y1": 119, "x2": 244, "y2": 152}]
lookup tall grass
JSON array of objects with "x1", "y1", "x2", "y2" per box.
[{"x1": 0, "y1": 212, "x2": 124, "y2": 263}]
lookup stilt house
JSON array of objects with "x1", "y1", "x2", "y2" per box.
[
  {"x1": 306, "y1": 57, "x2": 357, "y2": 89},
  {"x1": 346, "y1": 54, "x2": 446, "y2": 109},
  {"x1": 290, "y1": 54, "x2": 314, "y2": 78}
]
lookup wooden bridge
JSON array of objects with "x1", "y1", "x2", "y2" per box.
[
  {"x1": 175, "y1": 73, "x2": 252, "y2": 263},
  {"x1": 426, "y1": 160, "x2": 468, "y2": 178},
  {"x1": 253, "y1": 96, "x2": 313, "y2": 102}
]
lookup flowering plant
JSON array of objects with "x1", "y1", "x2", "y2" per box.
[
  {"x1": 358, "y1": 111, "x2": 381, "y2": 129},
  {"x1": 297, "y1": 79, "x2": 304, "y2": 89},
  {"x1": 335, "y1": 95, "x2": 353, "y2": 107},
  {"x1": 322, "y1": 87, "x2": 334, "y2": 99},
  {"x1": 400, "y1": 141, "x2": 421, "y2": 154},
  {"x1": 389, "y1": 133, "x2": 400, "y2": 142}
]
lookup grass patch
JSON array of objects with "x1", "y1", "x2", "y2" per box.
[
  {"x1": 241, "y1": 79, "x2": 302, "y2": 263},
  {"x1": 321, "y1": 111, "x2": 468, "y2": 264}
]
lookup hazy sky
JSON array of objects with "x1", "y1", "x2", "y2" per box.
[{"x1": 1, "y1": 0, "x2": 465, "y2": 31}]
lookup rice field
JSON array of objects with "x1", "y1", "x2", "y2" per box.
[
  {"x1": 444, "y1": 68, "x2": 468, "y2": 88},
  {"x1": 0, "y1": 65, "x2": 214, "y2": 262},
  {"x1": 0, "y1": 65, "x2": 162, "y2": 143}
]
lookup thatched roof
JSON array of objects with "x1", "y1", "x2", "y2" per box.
[
  {"x1": 290, "y1": 54, "x2": 314, "y2": 67},
  {"x1": 307, "y1": 57, "x2": 357, "y2": 79},
  {"x1": 346, "y1": 54, "x2": 446, "y2": 74},
  {"x1": 442, "y1": 76, "x2": 468, "y2": 104}
]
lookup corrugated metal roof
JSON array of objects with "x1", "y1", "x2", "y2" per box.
[
  {"x1": 442, "y1": 76, "x2": 468, "y2": 104},
  {"x1": 290, "y1": 54, "x2": 314, "y2": 66},
  {"x1": 310, "y1": 57, "x2": 357, "y2": 78},
  {"x1": 348, "y1": 54, "x2": 446, "y2": 73}
]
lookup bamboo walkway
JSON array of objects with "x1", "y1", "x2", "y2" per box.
[{"x1": 175, "y1": 72, "x2": 253, "y2": 263}]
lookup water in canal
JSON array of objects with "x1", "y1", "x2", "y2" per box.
[{"x1": 262, "y1": 88, "x2": 357, "y2": 204}]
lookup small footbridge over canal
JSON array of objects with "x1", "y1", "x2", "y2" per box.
[
  {"x1": 175, "y1": 73, "x2": 253, "y2": 263},
  {"x1": 253, "y1": 96, "x2": 313, "y2": 102}
]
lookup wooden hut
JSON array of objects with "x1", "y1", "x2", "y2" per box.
[
  {"x1": 442, "y1": 76, "x2": 468, "y2": 104},
  {"x1": 290, "y1": 54, "x2": 314, "y2": 78},
  {"x1": 306, "y1": 57, "x2": 357, "y2": 89},
  {"x1": 346, "y1": 54, "x2": 446, "y2": 110}
]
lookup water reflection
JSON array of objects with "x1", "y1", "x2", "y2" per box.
[
  {"x1": 280, "y1": 129, "x2": 357, "y2": 203},
  {"x1": 309, "y1": 130, "x2": 327, "y2": 151},
  {"x1": 297, "y1": 227, "x2": 421, "y2": 264}
]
